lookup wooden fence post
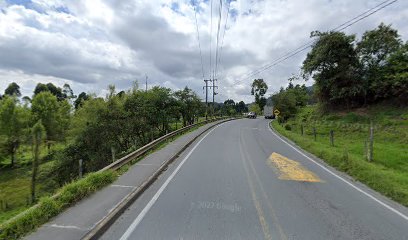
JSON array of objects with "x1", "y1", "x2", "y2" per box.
[
  {"x1": 313, "y1": 127, "x2": 317, "y2": 141},
  {"x1": 330, "y1": 130, "x2": 334, "y2": 146},
  {"x1": 79, "y1": 159, "x2": 83, "y2": 178},
  {"x1": 367, "y1": 121, "x2": 374, "y2": 162}
]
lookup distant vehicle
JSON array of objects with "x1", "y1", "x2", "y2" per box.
[
  {"x1": 247, "y1": 112, "x2": 257, "y2": 119},
  {"x1": 263, "y1": 106, "x2": 275, "y2": 119}
]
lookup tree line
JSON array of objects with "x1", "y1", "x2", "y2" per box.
[
  {"x1": 0, "y1": 82, "x2": 217, "y2": 200},
  {"x1": 270, "y1": 23, "x2": 407, "y2": 120}
]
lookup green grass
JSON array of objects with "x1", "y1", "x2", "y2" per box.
[
  {"x1": 0, "y1": 160, "x2": 61, "y2": 225},
  {"x1": 271, "y1": 104, "x2": 408, "y2": 206},
  {"x1": 0, "y1": 171, "x2": 117, "y2": 240}
]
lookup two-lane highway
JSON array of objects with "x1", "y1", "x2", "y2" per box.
[{"x1": 101, "y1": 118, "x2": 408, "y2": 240}]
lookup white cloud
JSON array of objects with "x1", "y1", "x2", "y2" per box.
[{"x1": 0, "y1": 0, "x2": 407, "y2": 103}]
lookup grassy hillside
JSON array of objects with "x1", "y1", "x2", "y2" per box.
[{"x1": 271, "y1": 104, "x2": 408, "y2": 206}]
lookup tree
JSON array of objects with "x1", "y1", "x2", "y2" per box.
[
  {"x1": 236, "y1": 101, "x2": 248, "y2": 113},
  {"x1": 251, "y1": 79, "x2": 268, "y2": 110},
  {"x1": 174, "y1": 87, "x2": 203, "y2": 126},
  {"x1": 0, "y1": 96, "x2": 27, "y2": 166},
  {"x1": 380, "y1": 42, "x2": 408, "y2": 103},
  {"x1": 223, "y1": 99, "x2": 236, "y2": 116},
  {"x1": 249, "y1": 104, "x2": 261, "y2": 115},
  {"x1": 33, "y1": 83, "x2": 49, "y2": 95},
  {"x1": 34, "y1": 83, "x2": 65, "y2": 101},
  {"x1": 62, "y1": 83, "x2": 76, "y2": 101},
  {"x1": 4, "y1": 82, "x2": 21, "y2": 97},
  {"x1": 31, "y1": 120, "x2": 45, "y2": 202},
  {"x1": 271, "y1": 88, "x2": 297, "y2": 121},
  {"x1": 74, "y1": 92, "x2": 89, "y2": 109},
  {"x1": 32, "y1": 92, "x2": 68, "y2": 148},
  {"x1": 357, "y1": 23, "x2": 403, "y2": 103},
  {"x1": 302, "y1": 31, "x2": 362, "y2": 109}
]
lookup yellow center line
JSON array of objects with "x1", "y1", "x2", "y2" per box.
[
  {"x1": 239, "y1": 131, "x2": 272, "y2": 240},
  {"x1": 240, "y1": 136, "x2": 288, "y2": 240},
  {"x1": 268, "y1": 152, "x2": 322, "y2": 183}
]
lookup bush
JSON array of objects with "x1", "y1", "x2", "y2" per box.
[{"x1": 284, "y1": 124, "x2": 292, "y2": 131}]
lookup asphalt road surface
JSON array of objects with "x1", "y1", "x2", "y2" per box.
[{"x1": 101, "y1": 118, "x2": 408, "y2": 240}]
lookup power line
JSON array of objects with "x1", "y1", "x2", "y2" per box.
[
  {"x1": 209, "y1": 0, "x2": 213, "y2": 78},
  {"x1": 232, "y1": 0, "x2": 398, "y2": 85},
  {"x1": 193, "y1": 4, "x2": 205, "y2": 79},
  {"x1": 332, "y1": 0, "x2": 394, "y2": 31},
  {"x1": 217, "y1": 0, "x2": 231, "y2": 78},
  {"x1": 214, "y1": 0, "x2": 223, "y2": 79}
]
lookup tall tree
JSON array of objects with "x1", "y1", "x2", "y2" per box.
[
  {"x1": 0, "y1": 96, "x2": 26, "y2": 166},
  {"x1": 31, "y1": 92, "x2": 66, "y2": 148},
  {"x1": 62, "y1": 83, "x2": 76, "y2": 101},
  {"x1": 302, "y1": 31, "x2": 362, "y2": 109},
  {"x1": 4, "y1": 82, "x2": 21, "y2": 97},
  {"x1": 74, "y1": 92, "x2": 89, "y2": 109},
  {"x1": 236, "y1": 101, "x2": 247, "y2": 113},
  {"x1": 34, "y1": 83, "x2": 65, "y2": 101},
  {"x1": 357, "y1": 23, "x2": 403, "y2": 103},
  {"x1": 33, "y1": 83, "x2": 49, "y2": 95},
  {"x1": 174, "y1": 87, "x2": 203, "y2": 126},
  {"x1": 380, "y1": 42, "x2": 408, "y2": 103},
  {"x1": 31, "y1": 120, "x2": 45, "y2": 202},
  {"x1": 251, "y1": 79, "x2": 268, "y2": 110}
]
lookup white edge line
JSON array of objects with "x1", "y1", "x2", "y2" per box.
[
  {"x1": 111, "y1": 184, "x2": 136, "y2": 188},
  {"x1": 267, "y1": 121, "x2": 408, "y2": 221},
  {"x1": 119, "y1": 123, "x2": 224, "y2": 240},
  {"x1": 47, "y1": 224, "x2": 84, "y2": 230}
]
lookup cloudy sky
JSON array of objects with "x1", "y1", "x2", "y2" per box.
[{"x1": 0, "y1": 0, "x2": 407, "y2": 103}]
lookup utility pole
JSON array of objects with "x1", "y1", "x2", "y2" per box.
[
  {"x1": 212, "y1": 78, "x2": 218, "y2": 118},
  {"x1": 203, "y1": 79, "x2": 212, "y2": 120}
]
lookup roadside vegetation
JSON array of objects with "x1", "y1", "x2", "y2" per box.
[
  {"x1": 272, "y1": 105, "x2": 408, "y2": 206},
  {"x1": 268, "y1": 23, "x2": 408, "y2": 206},
  {"x1": 0, "y1": 171, "x2": 116, "y2": 240},
  {"x1": 0, "y1": 81, "x2": 246, "y2": 225}
]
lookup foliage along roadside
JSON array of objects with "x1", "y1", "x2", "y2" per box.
[
  {"x1": 0, "y1": 117, "x2": 229, "y2": 239},
  {"x1": 0, "y1": 171, "x2": 117, "y2": 240},
  {"x1": 270, "y1": 117, "x2": 408, "y2": 207}
]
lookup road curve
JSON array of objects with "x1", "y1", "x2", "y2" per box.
[{"x1": 101, "y1": 118, "x2": 408, "y2": 240}]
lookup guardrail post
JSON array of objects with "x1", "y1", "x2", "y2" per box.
[{"x1": 111, "y1": 147, "x2": 115, "y2": 162}]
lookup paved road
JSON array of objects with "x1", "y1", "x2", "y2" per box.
[{"x1": 101, "y1": 118, "x2": 408, "y2": 240}]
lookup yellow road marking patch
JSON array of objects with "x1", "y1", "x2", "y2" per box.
[{"x1": 269, "y1": 152, "x2": 322, "y2": 182}]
